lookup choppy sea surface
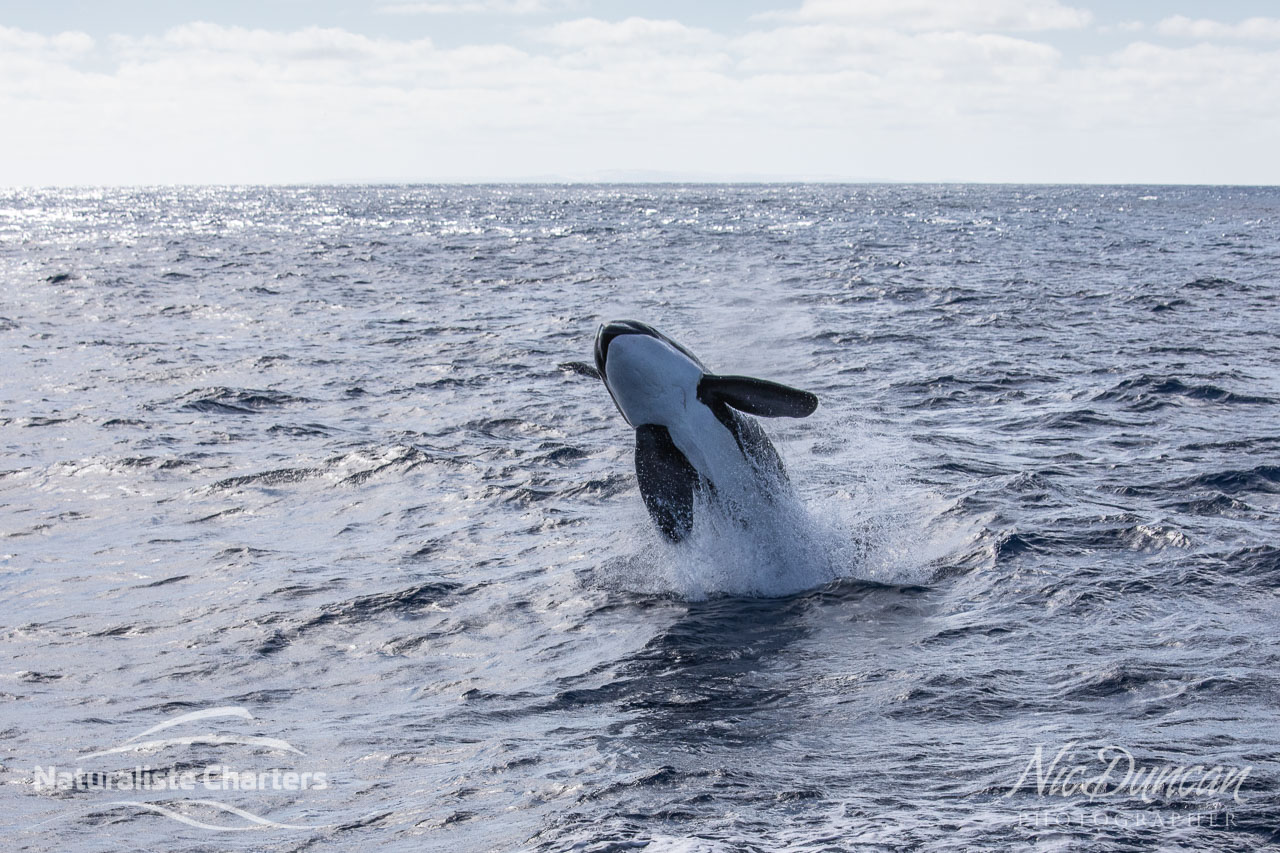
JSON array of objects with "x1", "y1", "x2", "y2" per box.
[{"x1": 1, "y1": 185, "x2": 1278, "y2": 852}]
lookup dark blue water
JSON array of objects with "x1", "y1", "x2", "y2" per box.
[{"x1": 1, "y1": 185, "x2": 1278, "y2": 851}]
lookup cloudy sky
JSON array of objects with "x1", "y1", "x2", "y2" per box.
[{"x1": 3, "y1": 1, "x2": 1279, "y2": 184}]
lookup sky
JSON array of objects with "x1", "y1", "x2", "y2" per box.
[{"x1": 2, "y1": 1, "x2": 1280, "y2": 184}]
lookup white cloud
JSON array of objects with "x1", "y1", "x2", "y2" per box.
[
  {"x1": 0, "y1": 24, "x2": 94, "y2": 55},
  {"x1": 121, "y1": 22, "x2": 429, "y2": 61},
  {"x1": 537, "y1": 16, "x2": 726, "y2": 72},
  {"x1": 733, "y1": 25, "x2": 1060, "y2": 75},
  {"x1": 379, "y1": 0, "x2": 575, "y2": 15},
  {"x1": 193, "y1": 24, "x2": 368, "y2": 57},
  {"x1": 540, "y1": 17, "x2": 718, "y2": 49},
  {"x1": 758, "y1": 0, "x2": 1092, "y2": 32},
  {"x1": 1, "y1": 11, "x2": 1279, "y2": 184},
  {"x1": 1156, "y1": 15, "x2": 1280, "y2": 41}
]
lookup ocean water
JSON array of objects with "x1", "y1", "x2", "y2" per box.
[{"x1": 0, "y1": 184, "x2": 1277, "y2": 851}]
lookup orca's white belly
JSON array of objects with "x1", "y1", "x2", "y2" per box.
[
  {"x1": 604, "y1": 333, "x2": 753, "y2": 497},
  {"x1": 667, "y1": 404, "x2": 754, "y2": 498}
]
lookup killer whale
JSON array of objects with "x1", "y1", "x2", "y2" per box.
[{"x1": 593, "y1": 320, "x2": 818, "y2": 542}]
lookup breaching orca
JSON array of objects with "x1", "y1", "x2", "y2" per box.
[{"x1": 593, "y1": 320, "x2": 819, "y2": 542}]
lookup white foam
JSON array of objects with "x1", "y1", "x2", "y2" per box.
[{"x1": 597, "y1": 425, "x2": 964, "y2": 600}]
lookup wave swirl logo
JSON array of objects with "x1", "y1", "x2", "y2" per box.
[{"x1": 33, "y1": 706, "x2": 331, "y2": 832}]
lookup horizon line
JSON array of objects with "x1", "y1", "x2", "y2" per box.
[{"x1": 5, "y1": 180, "x2": 1280, "y2": 189}]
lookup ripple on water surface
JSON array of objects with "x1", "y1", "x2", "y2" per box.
[{"x1": 1, "y1": 185, "x2": 1278, "y2": 851}]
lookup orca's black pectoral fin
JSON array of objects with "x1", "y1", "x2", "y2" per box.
[
  {"x1": 558, "y1": 361, "x2": 602, "y2": 379},
  {"x1": 697, "y1": 374, "x2": 819, "y2": 418},
  {"x1": 634, "y1": 424, "x2": 698, "y2": 542}
]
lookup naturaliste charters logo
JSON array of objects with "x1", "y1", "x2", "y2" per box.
[
  {"x1": 34, "y1": 764, "x2": 327, "y2": 793},
  {"x1": 1006, "y1": 741, "x2": 1252, "y2": 803},
  {"x1": 30, "y1": 706, "x2": 332, "y2": 832}
]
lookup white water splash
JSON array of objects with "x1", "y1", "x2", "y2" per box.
[{"x1": 597, "y1": 425, "x2": 961, "y2": 600}]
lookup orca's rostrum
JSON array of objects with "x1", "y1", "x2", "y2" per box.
[{"x1": 593, "y1": 320, "x2": 819, "y2": 542}]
